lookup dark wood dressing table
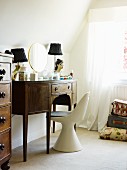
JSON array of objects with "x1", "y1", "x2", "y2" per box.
[{"x1": 12, "y1": 79, "x2": 77, "y2": 162}]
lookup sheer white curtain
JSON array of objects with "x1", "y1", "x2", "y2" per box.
[{"x1": 79, "y1": 21, "x2": 124, "y2": 132}]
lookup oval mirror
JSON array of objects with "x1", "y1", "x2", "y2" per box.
[{"x1": 28, "y1": 43, "x2": 47, "y2": 72}]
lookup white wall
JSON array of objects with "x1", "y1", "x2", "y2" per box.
[
  {"x1": 91, "y1": 0, "x2": 127, "y2": 9},
  {"x1": 70, "y1": 23, "x2": 89, "y2": 100},
  {"x1": 0, "y1": 0, "x2": 93, "y2": 53}
]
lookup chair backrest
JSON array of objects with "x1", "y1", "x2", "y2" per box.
[{"x1": 67, "y1": 92, "x2": 90, "y2": 123}]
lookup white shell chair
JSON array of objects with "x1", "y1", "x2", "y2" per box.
[{"x1": 51, "y1": 92, "x2": 90, "y2": 152}]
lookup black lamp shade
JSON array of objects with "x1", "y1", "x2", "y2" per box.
[
  {"x1": 48, "y1": 43, "x2": 63, "y2": 55},
  {"x1": 11, "y1": 48, "x2": 28, "y2": 63}
]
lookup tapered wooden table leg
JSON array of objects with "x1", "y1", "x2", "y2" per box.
[
  {"x1": 46, "y1": 112, "x2": 51, "y2": 154},
  {"x1": 23, "y1": 114, "x2": 28, "y2": 162}
]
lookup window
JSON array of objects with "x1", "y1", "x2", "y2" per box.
[{"x1": 88, "y1": 21, "x2": 127, "y2": 83}]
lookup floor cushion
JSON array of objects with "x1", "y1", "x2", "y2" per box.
[{"x1": 99, "y1": 126, "x2": 127, "y2": 141}]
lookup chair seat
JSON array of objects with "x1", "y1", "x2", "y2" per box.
[{"x1": 51, "y1": 111, "x2": 71, "y2": 117}]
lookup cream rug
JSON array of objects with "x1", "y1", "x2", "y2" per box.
[{"x1": 10, "y1": 128, "x2": 127, "y2": 170}]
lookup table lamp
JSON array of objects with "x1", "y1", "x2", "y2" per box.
[
  {"x1": 48, "y1": 43, "x2": 63, "y2": 71},
  {"x1": 11, "y1": 48, "x2": 28, "y2": 80}
]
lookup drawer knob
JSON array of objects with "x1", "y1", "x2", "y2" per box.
[
  {"x1": 0, "y1": 117, "x2": 6, "y2": 123},
  {"x1": 0, "y1": 69, "x2": 6, "y2": 75},
  {"x1": 0, "y1": 144, "x2": 5, "y2": 150},
  {"x1": 0, "y1": 76, "x2": 3, "y2": 81},
  {"x1": 55, "y1": 87, "x2": 58, "y2": 91},
  {"x1": 0, "y1": 92, "x2": 5, "y2": 98}
]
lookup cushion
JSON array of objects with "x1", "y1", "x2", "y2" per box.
[{"x1": 99, "y1": 126, "x2": 127, "y2": 141}]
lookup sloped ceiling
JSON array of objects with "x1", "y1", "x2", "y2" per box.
[{"x1": 0, "y1": 0, "x2": 95, "y2": 52}]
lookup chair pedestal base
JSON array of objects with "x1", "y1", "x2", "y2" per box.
[{"x1": 53, "y1": 124, "x2": 82, "y2": 152}]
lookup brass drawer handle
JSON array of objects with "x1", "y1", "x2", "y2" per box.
[
  {"x1": 0, "y1": 116, "x2": 6, "y2": 123},
  {"x1": 0, "y1": 144, "x2": 5, "y2": 150},
  {"x1": 0, "y1": 92, "x2": 5, "y2": 98}
]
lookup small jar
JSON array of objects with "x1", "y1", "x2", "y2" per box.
[
  {"x1": 18, "y1": 66, "x2": 28, "y2": 81},
  {"x1": 30, "y1": 72, "x2": 38, "y2": 81},
  {"x1": 19, "y1": 72, "x2": 28, "y2": 81}
]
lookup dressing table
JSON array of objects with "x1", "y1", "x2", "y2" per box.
[
  {"x1": 12, "y1": 79, "x2": 77, "y2": 161},
  {"x1": 12, "y1": 44, "x2": 77, "y2": 162}
]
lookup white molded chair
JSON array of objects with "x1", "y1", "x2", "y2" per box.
[{"x1": 51, "y1": 92, "x2": 90, "y2": 152}]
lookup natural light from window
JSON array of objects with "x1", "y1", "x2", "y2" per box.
[{"x1": 88, "y1": 21, "x2": 127, "y2": 84}]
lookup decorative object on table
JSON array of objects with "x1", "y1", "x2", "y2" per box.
[
  {"x1": 60, "y1": 75, "x2": 73, "y2": 80},
  {"x1": 59, "y1": 69, "x2": 73, "y2": 80},
  {"x1": 18, "y1": 65, "x2": 28, "y2": 81},
  {"x1": 48, "y1": 43, "x2": 63, "y2": 71},
  {"x1": 30, "y1": 72, "x2": 38, "y2": 81},
  {"x1": 11, "y1": 48, "x2": 28, "y2": 80},
  {"x1": 28, "y1": 43, "x2": 47, "y2": 81},
  {"x1": 70, "y1": 69, "x2": 73, "y2": 77},
  {"x1": 52, "y1": 58, "x2": 63, "y2": 80},
  {"x1": 54, "y1": 59, "x2": 63, "y2": 73}
]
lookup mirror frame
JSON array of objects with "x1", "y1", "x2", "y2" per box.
[{"x1": 28, "y1": 43, "x2": 47, "y2": 73}]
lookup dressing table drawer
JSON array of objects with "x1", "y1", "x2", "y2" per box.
[
  {"x1": 51, "y1": 83, "x2": 72, "y2": 94},
  {"x1": 0, "y1": 84, "x2": 10, "y2": 105}
]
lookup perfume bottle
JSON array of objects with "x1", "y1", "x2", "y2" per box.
[{"x1": 70, "y1": 69, "x2": 73, "y2": 78}]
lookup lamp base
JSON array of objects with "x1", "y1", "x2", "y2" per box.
[{"x1": 12, "y1": 64, "x2": 20, "y2": 81}]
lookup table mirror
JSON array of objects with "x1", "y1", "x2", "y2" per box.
[{"x1": 28, "y1": 43, "x2": 47, "y2": 73}]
